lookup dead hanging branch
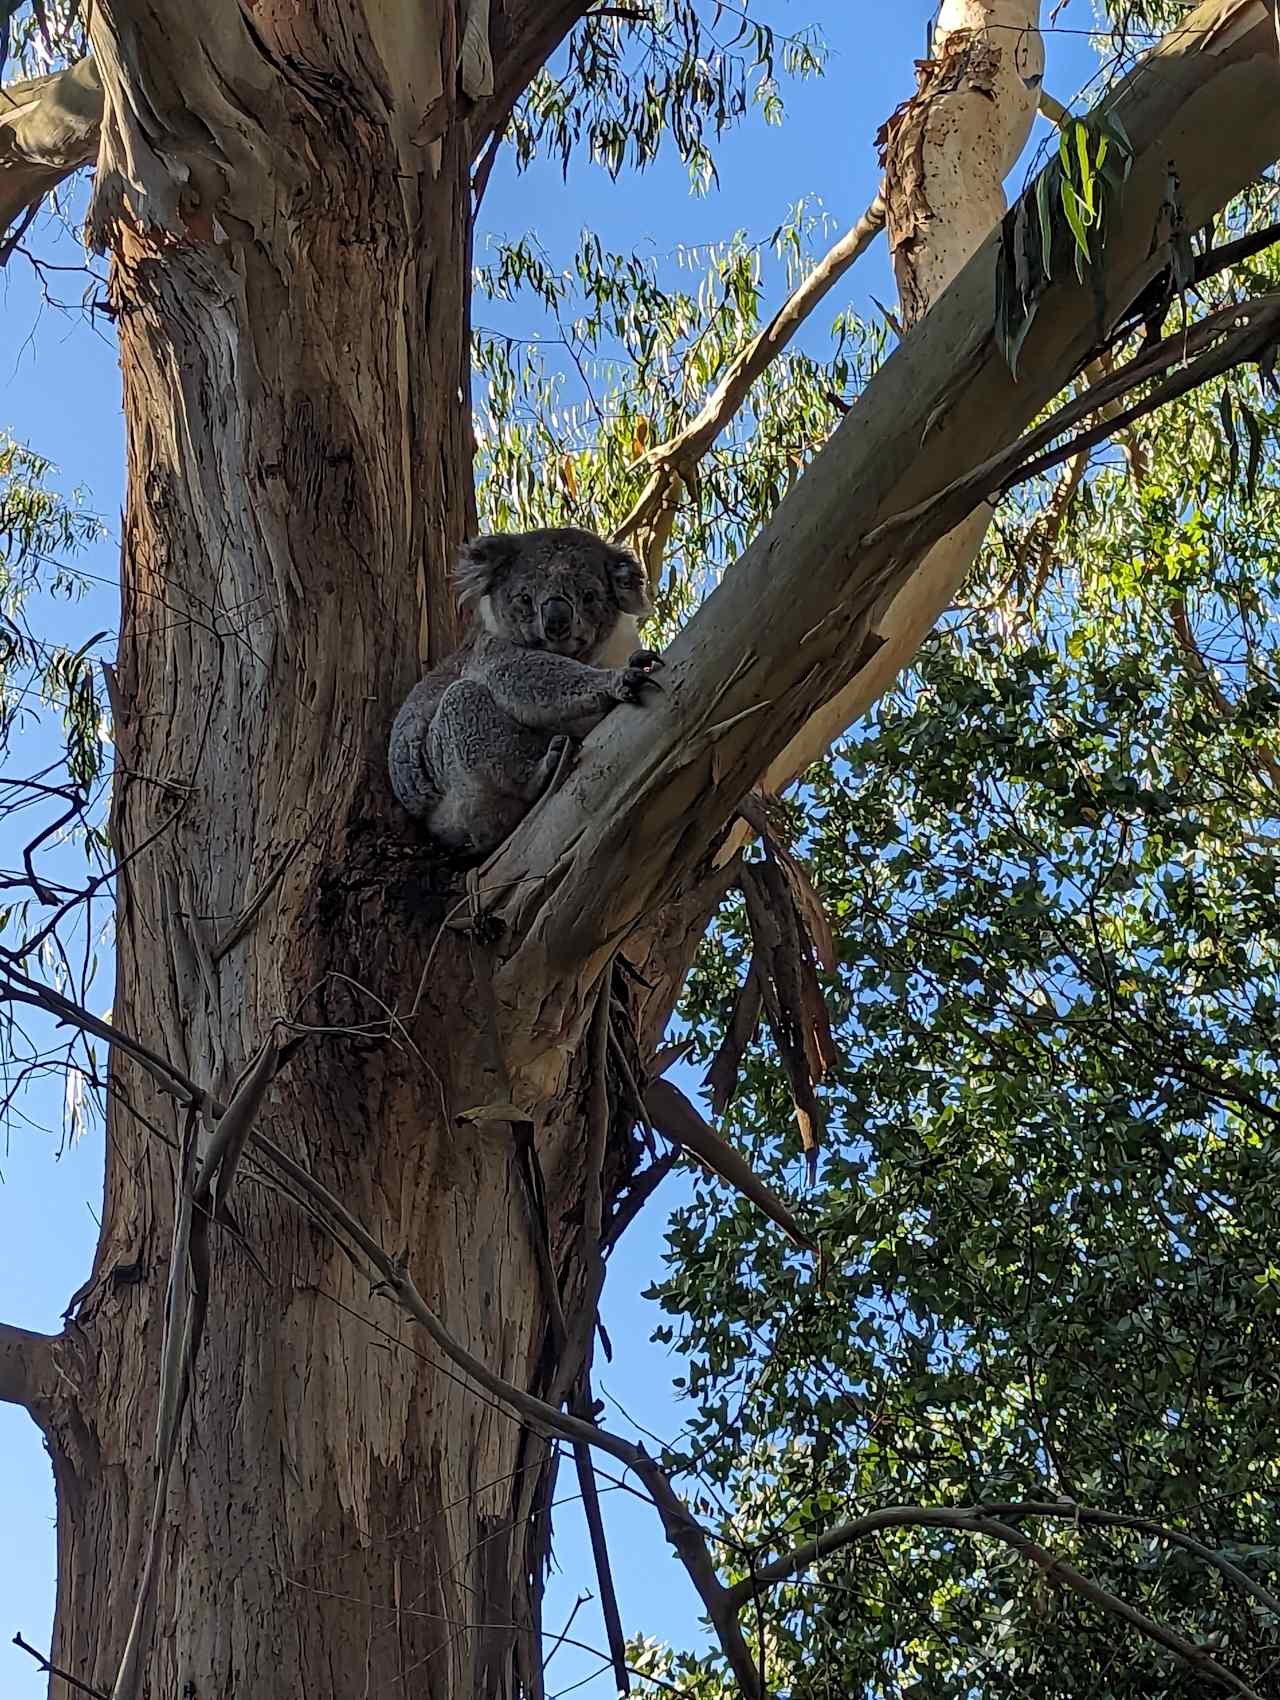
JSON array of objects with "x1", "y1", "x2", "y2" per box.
[
  {"x1": 730, "y1": 807, "x2": 840, "y2": 1181},
  {"x1": 739, "y1": 860, "x2": 825, "y2": 1178},
  {"x1": 645, "y1": 1076, "x2": 815, "y2": 1252},
  {"x1": 706, "y1": 966, "x2": 763, "y2": 1119}
]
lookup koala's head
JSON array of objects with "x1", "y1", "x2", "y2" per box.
[{"x1": 454, "y1": 527, "x2": 649, "y2": 660}]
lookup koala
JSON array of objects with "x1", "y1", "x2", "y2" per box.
[{"x1": 388, "y1": 527, "x2": 664, "y2": 857}]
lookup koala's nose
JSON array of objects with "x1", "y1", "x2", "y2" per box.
[{"x1": 541, "y1": 596, "x2": 574, "y2": 639}]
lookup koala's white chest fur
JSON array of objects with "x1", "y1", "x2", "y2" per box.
[{"x1": 593, "y1": 612, "x2": 643, "y2": 669}]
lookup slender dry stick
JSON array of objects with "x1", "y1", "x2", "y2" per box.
[
  {"x1": 614, "y1": 194, "x2": 887, "y2": 565},
  {"x1": 13, "y1": 1632, "x2": 109, "y2": 1700},
  {"x1": 0, "y1": 964, "x2": 206, "y2": 1108},
  {"x1": 973, "y1": 1501, "x2": 1280, "y2": 1620},
  {"x1": 572, "y1": 1371, "x2": 631, "y2": 1696}
]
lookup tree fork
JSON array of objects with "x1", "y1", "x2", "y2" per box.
[{"x1": 481, "y1": 0, "x2": 1280, "y2": 1091}]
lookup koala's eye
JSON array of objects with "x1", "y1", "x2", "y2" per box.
[
  {"x1": 582, "y1": 588, "x2": 598, "y2": 606},
  {"x1": 513, "y1": 592, "x2": 534, "y2": 612}
]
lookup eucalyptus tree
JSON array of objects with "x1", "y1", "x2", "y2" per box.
[{"x1": 1, "y1": 2, "x2": 1279, "y2": 1698}]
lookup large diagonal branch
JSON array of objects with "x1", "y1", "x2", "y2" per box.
[
  {"x1": 615, "y1": 1, "x2": 1048, "y2": 585},
  {"x1": 757, "y1": 0, "x2": 1280, "y2": 805},
  {"x1": 0, "y1": 56, "x2": 100, "y2": 248},
  {"x1": 483, "y1": 0, "x2": 1280, "y2": 1090}
]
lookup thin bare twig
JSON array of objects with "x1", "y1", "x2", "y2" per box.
[
  {"x1": 615, "y1": 194, "x2": 887, "y2": 576},
  {"x1": 12, "y1": 1632, "x2": 108, "y2": 1700},
  {"x1": 572, "y1": 1371, "x2": 630, "y2": 1695}
]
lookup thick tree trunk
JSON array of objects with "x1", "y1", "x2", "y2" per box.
[{"x1": 35, "y1": 6, "x2": 608, "y2": 1697}]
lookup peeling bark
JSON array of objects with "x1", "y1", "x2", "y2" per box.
[
  {"x1": 879, "y1": 1, "x2": 1044, "y2": 329},
  {"x1": 42, "y1": 5, "x2": 604, "y2": 1698},
  {"x1": 0, "y1": 57, "x2": 100, "y2": 244}
]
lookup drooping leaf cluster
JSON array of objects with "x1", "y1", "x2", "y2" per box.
[{"x1": 510, "y1": 3, "x2": 825, "y2": 191}]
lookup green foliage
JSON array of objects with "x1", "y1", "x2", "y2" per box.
[
  {"x1": 473, "y1": 204, "x2": 879, "y2": 633},
  {"x1": 0, "y1": 434, "x2": 104, "y2": 789},
  {"x1": 511, "y1": 5, "x2": 825, "y2": 190},
  {"x1": 657, "y1": 205, "x2": 1280, "y2": 1697},
  {"x1": 0, "y1": 434, "x2": 107, "y2": 1142},
  {"x1": 996, "y1": 113, "x2": 1134, "y2": 376}
]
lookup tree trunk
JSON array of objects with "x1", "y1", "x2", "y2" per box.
[{"x1": 37, "y1": 5, "x2": 611, "y2": 1696}]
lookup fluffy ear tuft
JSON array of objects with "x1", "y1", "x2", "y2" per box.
[
  {"x1": 455, "y1": 534, "x2": 520, "y2": 613},
  {"x1": 605, "y1": 544, "x2": 650, "y2": 616}
]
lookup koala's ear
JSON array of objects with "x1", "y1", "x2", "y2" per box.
[
  {"x1": 455, "y1": 534, "x2": 520, "y2": 613},
  {"x1": 605, "y1": 544, "x2": 650, "y2": 616}
]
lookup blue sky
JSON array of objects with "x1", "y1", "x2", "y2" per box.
[{"x1": 0, "y1": 7, "x2": 1102, "y2": 1696}]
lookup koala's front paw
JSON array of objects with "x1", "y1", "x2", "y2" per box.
[
  {"x1": 608, "y1": 664, "x2": 664, "y2": 705},
  {"x1": 627, "y1": 648, "x2": 665, "y2": 675}
]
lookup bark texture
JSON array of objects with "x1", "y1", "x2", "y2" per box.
[{"x1": 40, "y1": 5, "x2": 609, "y2": 1698}]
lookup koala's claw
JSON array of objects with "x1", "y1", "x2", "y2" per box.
[
  {"x1": 627, "y1": 648, "x2": 665, "y2": 674},
  {"x1": 610, "y1": 665, "x2": 664, "y2": 704}
]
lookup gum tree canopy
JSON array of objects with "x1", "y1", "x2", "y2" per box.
[{"x1": 2, "y1": 2, "x2": 1280, "y2": 1697}]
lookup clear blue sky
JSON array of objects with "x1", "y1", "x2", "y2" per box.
[{"x1": 0, "y1": 7, "x2": 1100, "y2": 1696}]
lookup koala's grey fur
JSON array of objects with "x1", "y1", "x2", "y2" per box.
[{"x1": 388, "y1": 527, "x2": 663, "y2": 857}]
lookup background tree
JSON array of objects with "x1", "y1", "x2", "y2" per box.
[{"x1": 1, "y1": 2, "x2": 1279, "y2": 1698}]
